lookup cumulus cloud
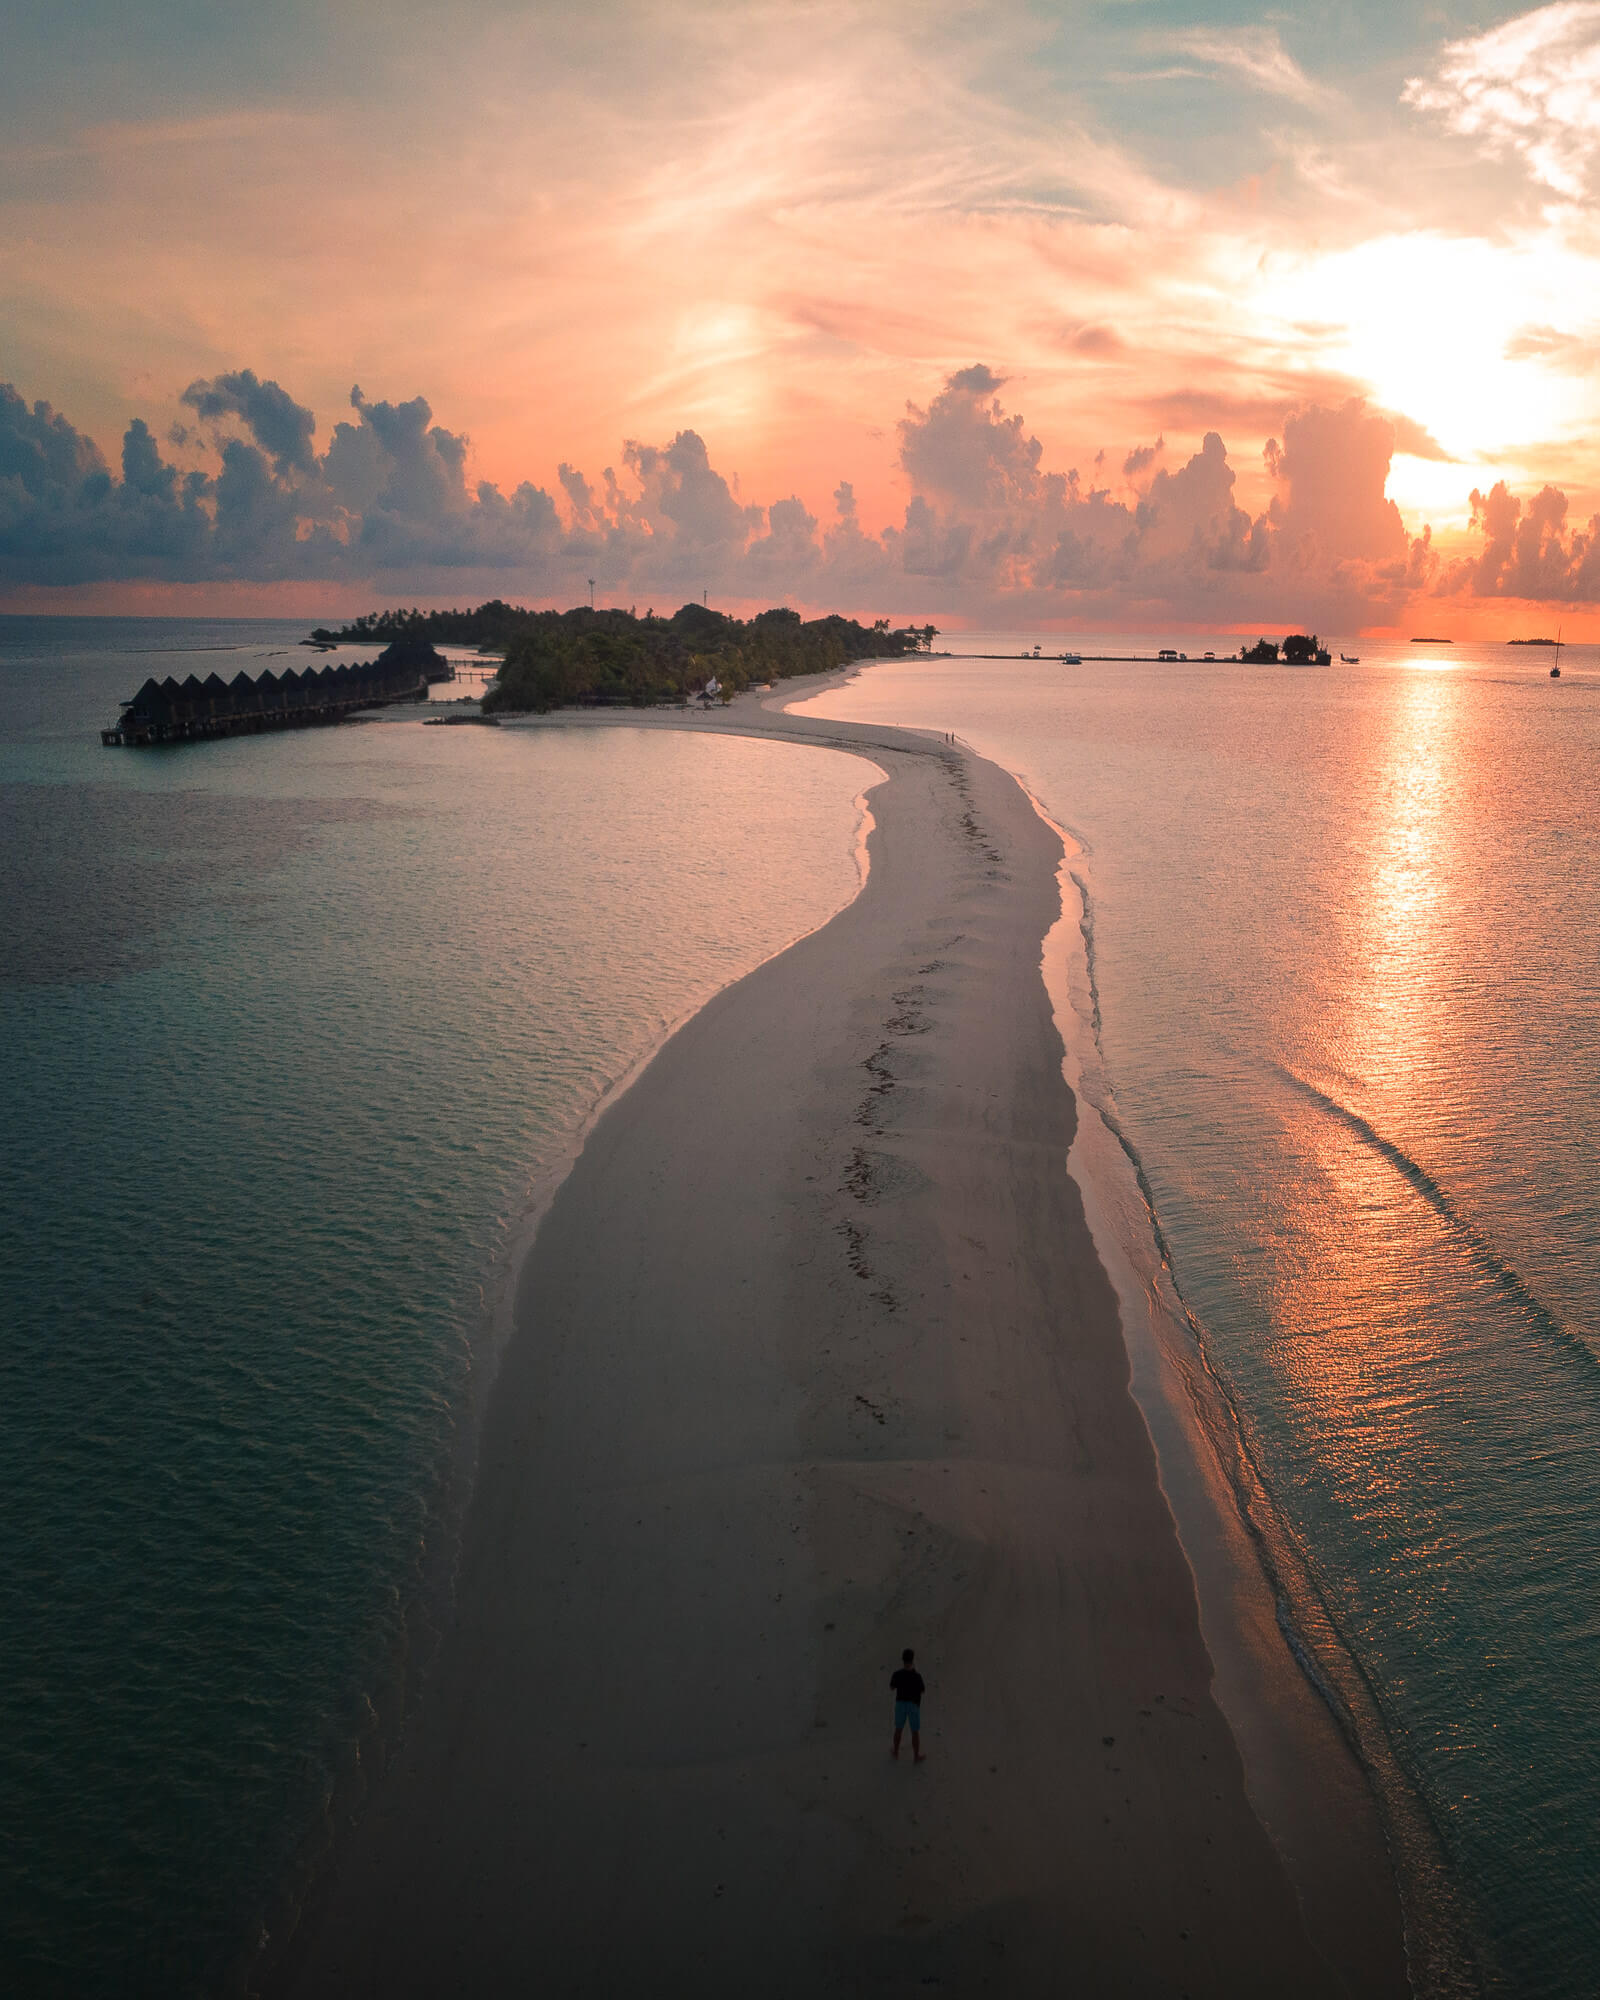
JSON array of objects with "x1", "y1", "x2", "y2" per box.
[
  {"x1": 1, "y1": 385, "x2": 105, "y2": 497},
  {"x1": 1445, "y1": 478, "x2": 1600, "y2": 598},
  {"x1": 618, "y1": 431, "x2": 763, "y2": 555},
  {"x1": 0, "y1": 385, "x2": 210, "y2": 584},
  {"x1": 1138, "y1": 432, "x2": 1270, "y2": 574},
  {"x1": 885, "y1": 380, "x2": 1270, "y2": 604},
  {"x1": 182, "y1": 368, "x2": 316, "y2": 475},
  {"x1": 0, "y1": 362, "x2": 1558, "y2": 621},
  {"x1": 1404, "y1": 1, "x2": 1600, "y2": 198},
  {"x1": 1265, "y1": 401, "x2": 1410, "y2": 564},
  {"x1": 897, "y1": 369, "x2": 1043, "y2": 510}
]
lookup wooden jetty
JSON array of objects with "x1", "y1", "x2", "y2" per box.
[{"x1": 102, "y1": 638, "x2": 451, "y2": 747}]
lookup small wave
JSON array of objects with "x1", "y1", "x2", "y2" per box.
[
  {"x1": 1055, "y1": 853, "x2": 1481, "y2": 1992},
  {"x1": 1269, "y1": 1063, "x2": 1600, "y2": 1382},
  {"x1": 1067, "y1": 866, "x2": 1104, "y2": 1042}
]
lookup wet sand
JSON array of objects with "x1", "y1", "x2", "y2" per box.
[{"x1": 274, "y1": 688, "x2": 1407, "y2": 1996}]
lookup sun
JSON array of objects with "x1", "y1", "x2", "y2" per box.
[{"x1": 1256, "y1": 228, "x2": 1600, "y2": 467}]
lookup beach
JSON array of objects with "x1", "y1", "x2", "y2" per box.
[{"x1": 273, "y1": 685, "x2": 1407, "y2": 1996}]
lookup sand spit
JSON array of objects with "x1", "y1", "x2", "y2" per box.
[{"x1": 275, "y1": 683, "x2": 1407, "y2": 1997}]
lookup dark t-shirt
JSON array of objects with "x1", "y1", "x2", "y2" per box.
[{"x1": 890, "y1": 1667, "x2": 925, "y2": 1704}]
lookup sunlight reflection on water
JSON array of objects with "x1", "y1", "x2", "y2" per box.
[{"x1": 799, "y1": 643, "x2": 1600, "y2": 1995}]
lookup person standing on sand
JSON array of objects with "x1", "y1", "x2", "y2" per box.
[{"x1": 890, "y1": 1648, "x2": 926, "y2": 1762}]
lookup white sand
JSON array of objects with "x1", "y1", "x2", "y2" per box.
[{"x1": 274, "y1": 687, "x2": 1406, "y2": 1996}]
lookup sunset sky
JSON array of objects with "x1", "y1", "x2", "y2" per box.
[{"x1": 6, "y1": 0, "x2": 1600, "y2": 632}]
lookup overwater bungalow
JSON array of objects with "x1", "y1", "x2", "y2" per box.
[{"x1": 102, "y1": 644, "x2": 446, "y2": 746}]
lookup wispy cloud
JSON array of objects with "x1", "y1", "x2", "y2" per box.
[
  {"x1": 1152, "y1": 26, "x2": 1330, "y2": 110},
  {"x1": 1504, "y1": 320, "x2": 1600, "y2": 365},
  {"x1": 6, "y1": 0, "x2": 1600, "y2": 606},
  {"x1": 1404, "y1": 1, "x2": 1600, "y2": 198}
]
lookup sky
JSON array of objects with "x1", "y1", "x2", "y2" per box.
[{"x1": 5, "y1": 0, "x2": 1600, "y2": 633}]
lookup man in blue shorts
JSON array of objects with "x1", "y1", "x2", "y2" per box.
[{"x1": 890, "y1": 1647, "x2": 926, "y2": 1762}]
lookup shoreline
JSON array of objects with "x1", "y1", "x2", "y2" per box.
[
  {"x1": 790, "y1": 665, "x2": 1464, "y2": 1991},
  {"x1": 268, "y1": 677, "x2": 1408, "y2": 1996},
  {"x1": 1034, "y1": 811, "x2": 1433, "y2": 1986},
  {"x1": 248, "y1": 715, "x2": 889, "y2": 1992}
]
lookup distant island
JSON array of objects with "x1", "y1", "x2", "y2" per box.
[
  {"x1": 1409, "y1": 636, "x2": 1453, "y2": 644},
  {"x1": 1508, "y1": 637, "x2": 1559, "y2": 646},
  {"x1": 1240, "y1": 632, "x2": 1331, "y2": 665},
  {"x1": 308, "y1": 601, "x2": 935, "y2": 712}
]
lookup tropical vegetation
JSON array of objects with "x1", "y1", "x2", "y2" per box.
[{"x1": 310, "y1": 602, "x2": 936, "y2": 711}]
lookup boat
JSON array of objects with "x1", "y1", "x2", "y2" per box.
[
  {"x1": 1340, "y1": 653, "x2": 1360, "y2": 663},
  {"x1": 1060, "y1": 652, "x2": 1082, "y2": 665}
]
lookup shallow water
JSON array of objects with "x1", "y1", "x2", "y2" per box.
[
  {"x1": 0, "y1": 619, "x2": 877, "y2": 1995},
  {"x1": 798, "y1": 639, "x2": 1600, "y2": 1996}
]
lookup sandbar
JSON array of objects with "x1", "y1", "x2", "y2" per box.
[{"x1": 272, "y1": 683, "x2": 1407, "y2": 1996}]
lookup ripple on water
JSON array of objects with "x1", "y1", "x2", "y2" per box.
[
  {"x1": 797, "y1": 646, "x2": 1600, "y2": 1995},
  {"x1": 1, "y1": 678, "x2": 878, "y2": 1996}
]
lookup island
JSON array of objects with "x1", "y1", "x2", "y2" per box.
[
  {"x1": 308, "y1": 601, "x2": 939, "y2": 711},
  {"x1": 1241, "y1": 632, "x2": 1332, "y2": 664}
]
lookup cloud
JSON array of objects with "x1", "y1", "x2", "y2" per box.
[
  {"x1": 1446, "y1": 478, "x2": 1600, "y2": 598},
  {"x1": 0, "y1": 362, "x2": 1556, "y2": 622},
  {"x1": 945, "y1": 364, "x2": 1007, "y2": 396},
  {"x1": 1, "y1": 384, "x2": 106, "y2": 497},
  {"x1": 1154, "y1": 27, "x2": 1328, "y2": 109},
  {"x1": 0, "y1": 383, "x2": 212, "y2": 584},
  {"x1": 1503, "y1": 320, "x2": 1600, "y2": 369},
  {"x1": 746, "y1": 494, "x2": 821, "y2": 582},
  {"x1": 1062, "y1": 324, "x2": 1124, "y2": 357},
  {"x1": 879, "y1": 370, "x2": 1419, "y2": 621},
  {"x1": 618, "y1": 430, "x2": 763, "y2": 555},
  {"x1": 1265, "y1": 400, "x2": 1412, "y2": 564},
  {"x1": 1143, "y1": 374, "x2": 1373, "y2": 440},
  {"x1": 1383, "y1": 412, "x2": 1452, "y2": 462},
  {"x1": 0, "y1": 373, "x2": 558, "y2": 587},
  {"x1": 897, "y1": 369, "x2": 1043, "y2": 510},
  {"x1": 181, "y1": 368, "x2": 316, "y2": 475},
  {"x1": 1404, "y1": 1, "x2": 1600, "y2": 198},
  {"x1": 1137, "y1": 432, "x2": 1270, "y2": 575}
]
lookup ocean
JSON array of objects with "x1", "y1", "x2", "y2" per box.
[
  {"x1": 797, "y1": 634, "x2": 1600, "y2": 1997},
  {"x1": 5, "y1": 618, "x2": 1597, "y2": 1996},
  {"x1": 0, "y1": 618, "x2": 877, "y2": 1995}
]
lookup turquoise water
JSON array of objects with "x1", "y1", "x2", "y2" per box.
[
  {"x1": 800, "y1": 640, "x2": 1600, "y2": 1997},
  {"x1": 0, "y1": 619, "x2": 877, "y2": 1995}
]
